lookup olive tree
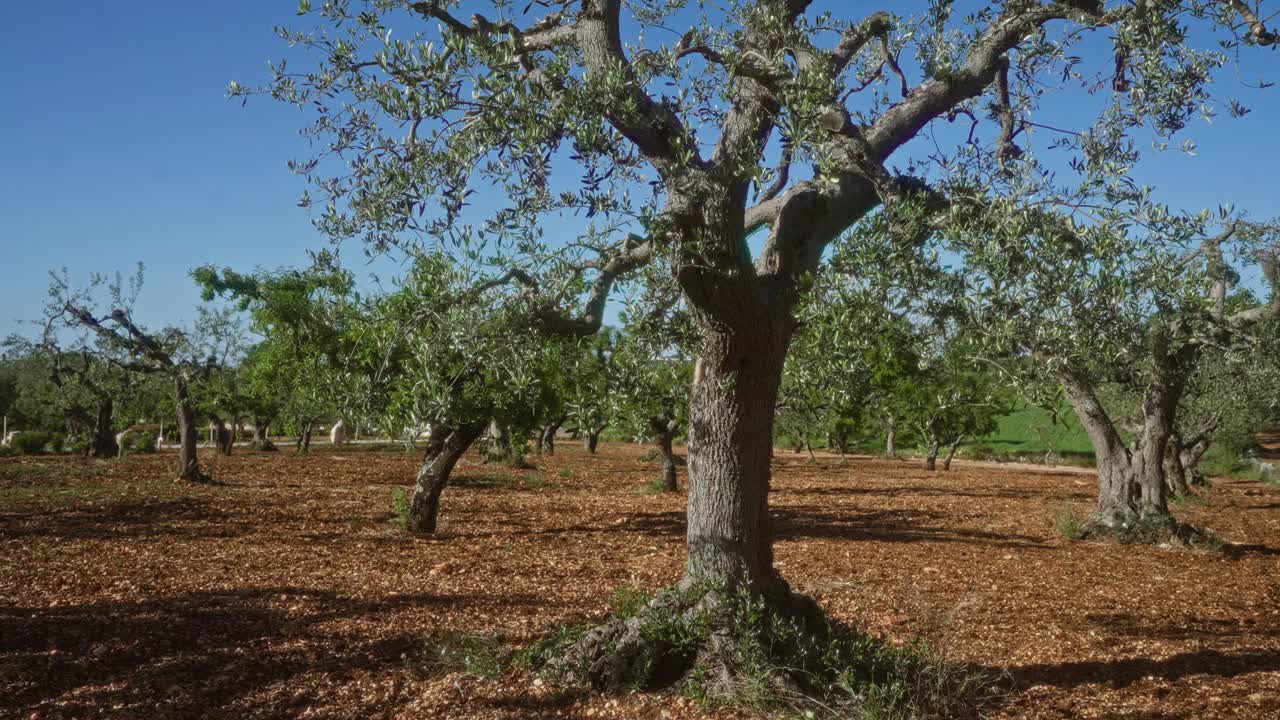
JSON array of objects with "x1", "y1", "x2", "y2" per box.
[
  {"x1": 948, "y1": 196, "x2": 1278, "y2": 536},
  {"x1": 194, "y1": 257, "x2": 355, "y2": 454},
  {"x1": 243, "y1": 0, "x2": 1277, "y2": 692},
  {"x1": 49, "y1": 268, "x2": 239, "y2": 481},
  {"x1": 346, "y1": 253, "x2": 554, "y2": 533}
]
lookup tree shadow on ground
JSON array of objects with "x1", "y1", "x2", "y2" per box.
[
  {"x1": 0, "y1": 498, "x2": 253, "y2": 542},
  {"x1": 773, "y1": 505, "x2": 1052, "y2": 548},
  {"x1": 0, "y1": 586, "x2": 546, "y2": 719},
  {"x1": 466, "y1": 505, "x2": 1050, "y2": 549},
  {"x1": 787, "y1": 484, "x2": 1095, "y2": 503},
  {"x1": 993, "y1": 649, "x2": 1280, "y2": 691}
]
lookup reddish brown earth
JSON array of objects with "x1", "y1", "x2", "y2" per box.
[{"x1": 1, "y1": 442, "x2": 1277, "y2": 720}]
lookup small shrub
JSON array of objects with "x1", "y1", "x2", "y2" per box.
[
  {"x1": 608, "y1": 585, "x2": 652, "y2": 617},
  {"x1": 1052, "y1": 508, "x2": 1087, "y2": 540},
  {"x1": 521, "y1": 471, "x2": 550, "y2": 489},
  {"x1": 121, "y1": 431, "x2": 158, "y2": 455},
  {"x1": 513, "y1": 624, "x2": 587, "y2": 670},
  {"x1": 638, "y1": 477, "x2": 670, "y2": 495},
  {"x1": 0, "y1": 445, "x2": 16, "y2": 458},
  {"x1": 423, "y1": 632, "x2": 509, "y2": 678},
  {"x1": 391, "y1": 487, "x2": 410, "y2": 528},
  {"x1": 558, "y1": 467, "x2": 573, "y2": 479},
  {"x1": 65, "y1": 435, "x2": 89, "y2": 455},
  {"x1": 47, "y1": 433, "x2": 66, "y2": 453},
  {"x1": 10, "y1": 432, "x2": 52, "y2": 456}
]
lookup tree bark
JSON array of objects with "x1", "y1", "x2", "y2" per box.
[
  {"x1": 924, "y1": 438, "x2": 940, "y2": 471},
  {"x1": 1060, "y1": 368, "x2": 1139, "y2": 527},
  {"x1": 650, "y1": 418, "x2": 679, "y2": 492},
  {"x1": 541, "y1": 416, "x2": 565, "y2": 456},
  {"x1": 885, "y1": 423, "x2": 897, "y2": 459},
  {"x1": 405, "y1": 421, "x2": 486, "y2": 535},
  {"x1": 943, "y1": 438, "x2": 962, "y2": 471},
  {"x1": 89, "y1": 396, "x2": 118, "y2": 459},
  {"x1": 683, "y1": 322, "x2": 790, "y2": 593},
  {"x1": 1164, "y1": 432, "x2": 1192, "y2": 497},
  {"x1": 584, "y1": 425, "x2": 604, "y2": 453},
  {"x1": 175, "y1": 376, "x2": 205, "y2": 481},
  {"x1": 296, "y1": 419, "x2": 313, "y2": 455}
]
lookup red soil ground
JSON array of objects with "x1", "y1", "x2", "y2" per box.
[{"x1": 1, "y1": 442, "x2": 1277, "y2": 719}]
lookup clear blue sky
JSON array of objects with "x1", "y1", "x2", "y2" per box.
[{"x1": 2, "y1": 1, "x2": 1278, "y2": 338}]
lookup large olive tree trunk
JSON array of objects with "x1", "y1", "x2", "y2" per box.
[
  {"x1": 683, "y1": 322, "x2": 791, "y2": 592},
  {"x1": 1060, "y1": 348, "x2": 1191, "y2": 536},
  {"x1": 405, "y1": 421, "x2": 487, "y2": 535},
  {"x1": 175, "y1": 376, "x2": 206, "y2": 482}
]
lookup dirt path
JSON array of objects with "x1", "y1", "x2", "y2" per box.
[{"x1": 1, "y1": 445, "x2": 1277, "y2": 719}]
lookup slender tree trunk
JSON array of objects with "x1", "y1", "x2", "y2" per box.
[
  {"x1": 89, "y1": 396, "x2": 118, "y2": 458},
  {"x1": 943, "y1": 438, "x2": 962, "y2": 471},
  {"x1": 405, "y1": 421, "x2": 486, "y2": 535},
  {"x1": 297, "y1": 418, "x2": 313, "y2": 455},
  {"x1": 584, "y1": 425, "x2": 604, "y2": 453},
  {"x1": 683, "y1": 323, "x2": 790, "y2": 593},
  {"x1": 541, "y1": 416, "x2": 565, "y2": 456},
  {"x1": 924, "y1": 438, "x2": 940, "y2": 471},
  {"x1": 804, "y1": 437, "x2": 816, "y2": 464},
  {"x1": 175, "y1": 376, "x2": 204, "y2": 481},
  {"x1": 885, "y1": 423, "x2": 897, "y2": 459}
]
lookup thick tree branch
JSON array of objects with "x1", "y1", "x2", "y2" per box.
[
  {"x1": 864, "y1": 2, "x2": 1112, "y2": 160},
  {"x1": 577, "y1": 0, "x2": 701, "y2": 174},
  {"x1": 1226, "y1": 0, "x2": 1280, "y2": 45},
  {"x1": 485, "y1": 234, "x2": 654, "y2": 337}
]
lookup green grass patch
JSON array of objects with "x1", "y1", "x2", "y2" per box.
[
  {"x1": 1051, "y1": 508, "x2": 1088, "y2": 540},
  {"x1": 557, "y1": 467, "x2": 573, "y2": 479},
  {"x1": 390, "y1": 487, "x2": 410, "y2": 528}
]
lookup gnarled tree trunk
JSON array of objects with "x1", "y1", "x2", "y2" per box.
[
  {"x1": 251, "y1": 417, "x2": 276, "y2": 451},
  {"x1": 942, "y1": 438, "x2": 962, "y2": 471},
  {"x1": 405, "y1": 421, "x2": 486, "y2": 535},
  {"x1": 296, "y1": 418, "x2": 314, "y2": 455},
  {"x1": 650, "y1": 417, "x2": 678, "y2": 492},
  {"x1": 541, "y1": 416, "x2": 565, "y2": 456},
  {"x1": 1164, "y1": 432, "x2": 1192, "y2": 497},
  {"x1": 211, "y1": 417, "x2": 234, "y2": 456},
  {"x1": 924, "y1": 437, "x2": 940, "y2": 471}
]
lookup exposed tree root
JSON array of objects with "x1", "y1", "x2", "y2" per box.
[
  {"x1": 542, "y1": 579, "x2": 990, "y2": 718},
  {"x1": 1081, "y1": 511, "x2": 1221, "y2": 550}
]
